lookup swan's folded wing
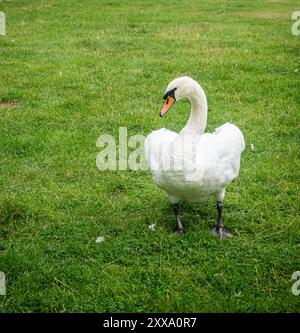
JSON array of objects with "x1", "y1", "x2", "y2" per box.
[
  {"x1": 213, "y1": 122, "x2": 245, "y2": 154},
  {"x1": 199, "y1": 123, "x2": 245, "y2": 184}
]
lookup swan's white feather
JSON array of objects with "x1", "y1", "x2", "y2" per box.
[{"x1": 144, "y1": 122, "x2": 245, "y2": 203}]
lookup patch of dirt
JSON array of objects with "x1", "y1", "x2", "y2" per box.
[{"x1": 0, "y1": 100, "x2": 18, "y2": 109}]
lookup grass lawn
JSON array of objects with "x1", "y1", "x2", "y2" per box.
[{"x1": 0, "y1": 0, "x2": 299, "y2": 312}]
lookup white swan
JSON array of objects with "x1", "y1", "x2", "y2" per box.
[{"x1": 144, "y1": 76, "x2": 245, "y2": 238}]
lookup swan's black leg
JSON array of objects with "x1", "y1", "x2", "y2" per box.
[
  {"x1": 172, "y1": 203, "x2": 184, "y2": 235},
  {"x1": 211, "y1": 201, "x2": 233, "y2": 239},
  {"x1": 216, "y1": 201, "x2": 223, "y2": 230}
]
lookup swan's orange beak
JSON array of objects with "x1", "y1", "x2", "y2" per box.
[{"x1": 160, "y1": 96, "x2": 176, "y2": 117}]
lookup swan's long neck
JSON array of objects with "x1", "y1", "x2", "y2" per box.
[{"x1": 179, "y1": 85, "x2": 208, "y2": 136}]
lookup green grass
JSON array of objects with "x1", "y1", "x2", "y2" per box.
[{"x1": 0, "y1": 0, "x2": 299, "y2": 312}]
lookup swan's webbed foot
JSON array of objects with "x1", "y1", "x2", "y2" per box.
[
  {"x1": 174, "y1": 227, "x2": 184, "y2": 235},
  {"x1": 211, "y1": 226, "x2": 233, "y2": 239}
]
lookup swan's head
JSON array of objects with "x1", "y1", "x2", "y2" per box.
[{"x1": 160, "y1": 76, "x2": 200, "y2": 117}]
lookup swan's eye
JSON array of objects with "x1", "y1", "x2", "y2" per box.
[{"x1": 163, "y1": 87, "x2": 177, "y2": 101}]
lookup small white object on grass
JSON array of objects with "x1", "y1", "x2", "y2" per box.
[
  {"x1": 250, "y1": 143, "x2": 255, "y2": 152},
  {"x1": 148, "y1": 224, "x2": 156, "y2": 231},
  {"x1": 96, "y1": 236, "x2": 105, "y2": 243}
]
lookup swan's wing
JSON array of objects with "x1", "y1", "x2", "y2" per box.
[
  {"x1": 144, "y1": 124, "x2": 245, "y2": 199},
  {"x1": 199, "y1": 123, "x2": 245, "y2": 184},
  {"x1": 144, "y1": 128, "x2": 178, "y2": 172},
  {"x1": 213, "y1": 122, "x2": 245, "y2": 153}
]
